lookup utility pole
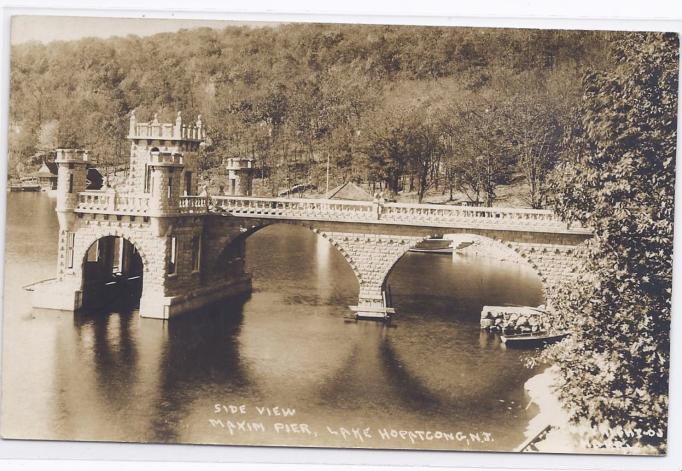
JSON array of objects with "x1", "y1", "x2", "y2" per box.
[{"x1": 325, "y1": 151, "x2": 330, "y2": 195}]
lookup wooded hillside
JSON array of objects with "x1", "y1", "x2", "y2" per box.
[{"x1": 10, "y1": 23, "x2": 621, "y2": 206}]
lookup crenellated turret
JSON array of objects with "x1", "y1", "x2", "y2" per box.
[{"x1": 127, "y1": 110, "x2": 205, "y2": 196}]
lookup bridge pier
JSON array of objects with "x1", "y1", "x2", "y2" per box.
[
  {"x1": 29, "y1": 114, "x2": 256, "y2": 320},
  {"x1": 138, "y1": 276, "x2": 252, "y2": 320},
  {"x1": 320, "y1": 232, "x2": 423, "y2": 320},
  {"x1": 349, "y1": 285, "x2": 390, "y2": 320},
  {"x1": 349, "y1": 295, "x2": 395, "y2": 320}
]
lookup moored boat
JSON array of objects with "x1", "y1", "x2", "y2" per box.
[
  {"x1": 20, "y1": 183, "x2": 41, "y2": 192},
  {"x1": 14, "y1": 176, "x2": 41, "y2": 191},
  {"x1": 409, "y1": 238, "x2": 453, "y2": 254},
  {"x1": 500, "y1": 330, "x2": 570, "y2": 348}
]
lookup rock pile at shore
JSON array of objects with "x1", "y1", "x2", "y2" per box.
[{"x1": 480, "y1": 305, "x2": 549, "y2": 334}]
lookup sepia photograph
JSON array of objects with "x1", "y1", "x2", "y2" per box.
[{"x1": 0, "y1": 13, "x2": 678, "y2": 457}]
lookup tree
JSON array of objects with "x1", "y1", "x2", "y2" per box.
[
  {"x1": 544, "y1": 32, "x2": 678, "y2": 452},
  {"x1": 7, "y1": 23, "x2": 615, "y2": 198},
  {"x1": 7, "y1": 123, "x2": 37, "y2": 177},
  {"x1": 441, "y1": 96, "x2": 515, "y2": 206},
  {"x1": 360, "y1": 104, "x2": 411, "y2": 194},
  {"x1": 407, "y1": 109, "x2": 443, "y2": 203},
  {"x1": 506, "y1": 93, "x2": 566, "y2": 208},
  {"x1": 360, "y1": 103, "x2": 442, "y2": 200}
]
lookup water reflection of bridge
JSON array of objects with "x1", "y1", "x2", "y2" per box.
[
  {"x1": 47, "y1": 293, "x2": 533, "y2": 449},
  {"x1": 30, "y1": 111, "x2": 591, "y2": 320}
]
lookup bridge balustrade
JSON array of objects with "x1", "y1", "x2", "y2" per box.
[
  {"x1": 203, "y1": 195, "x2": 585, "y2": 233},
  {"x1": 179, "y1": 195, "x2": 209, "y2": 213},
  {"x1": 114, "y1": 194, "x2": 151, "y2": 214},
  {"x1": 209, "y1": 196, "x2": 377, "y2": 221},
  {"x1": 380, "y1": 202, "x2": 563, "y2": 228},
  {"x1": 76, "y1": 190, "x2": 150, "y2": 215},
  {"x1": 73, "y1": 192, "x2": 584, "y2": 234}
]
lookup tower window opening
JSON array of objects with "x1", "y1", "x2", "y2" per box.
[
  {"x1": 66, "y1": 232, "x2": 75, "y2": 269},
  {"x1": 191, "y1": 234, "x2": 201, "y2": 272},
  {"x1": 144, "y1": 164, "x2": 151, "y2": 193},
  {"x1": 168, "y1": 236, "x2": 178, "y2": 275},
  {"x1": 185, "y1": 171, "x2": 192, "y2": 196}
]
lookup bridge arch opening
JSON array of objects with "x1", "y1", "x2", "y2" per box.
[
  {"x1": 383, "y1": 234, "x2": 545, "y2": 320},
  {"x1": 217, "y1": 222, "x2": 360, "y2": 305},
  {"x1": 81, "y1": 236, "x2": 144, "y2": 311}
]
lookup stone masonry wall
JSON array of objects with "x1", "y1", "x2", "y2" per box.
[
  {"x1": 61, "y1": 213, "x2": 168, "y2": 308},
  {"x1": 316, "y1": 231, "x2": 423, "y2": 307},
  {"x1": 203, "y1": 217, "x2": 587, "y2": 311},
  {"x1": 509, "y1": 242, "x2": 583, "y2": 294},
  {"x1": 54, "y1": 211, "x2": 587, "y2": 319},
  {"x1": 127, "y1": 139, "x2": 201, "y2": 195}
]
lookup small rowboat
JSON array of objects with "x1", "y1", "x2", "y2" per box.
[
  {"x1": 408, "y1": 246, "x2": 453, "y2": 254},
  {"x1": 409, "y1": 238, "x2": 453, "y2": 254},
  {"x1": 500, "y1": 330, "x2": 570, "y2": 348}
]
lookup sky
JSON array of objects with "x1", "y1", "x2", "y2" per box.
[{"x1": 10, "y1": 15, "x2": 277, "y2": 45}]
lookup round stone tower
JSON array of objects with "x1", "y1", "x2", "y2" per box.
[
  {"x1": 225, "y1": 157, "x2": 255, "y2": 196},
  {"x1": 147, "y1": 149, "x2": 185, "y2": 216},
  {"x1": 55, "y1": 148, "x2": 88, "y2": 230}
]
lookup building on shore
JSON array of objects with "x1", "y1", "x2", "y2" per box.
[
  {"x1": 35, "y1": 161, "x2": 58, "y2": 191},
  {"x1": 34, "y1": 158, "x2": 104, "y2": 193}
]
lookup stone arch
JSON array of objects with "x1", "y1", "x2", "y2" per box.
[
  {"x1": 311, "y1": 229, "x2": 364, "y2": 284},
  {"x1": 77, "y1": 230, "x2": 148, "y2": 310},
  {"x1": 215, "y1": 220, "x2": 364, "y2": 287},
  {"x1": 75, "y1": 228, "x2": 150, "y2": 275},
  {"x1": 378, "y1": 233, "x2": 548, "y2": 298},
  {"x1": 455, "y1": 235, "x2": 548, "y2": 287},
  {"x1": 507, "y1": 243, "x2": 550, "y2": 291}
]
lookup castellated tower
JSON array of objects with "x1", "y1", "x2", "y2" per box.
[
  {"x1": 55, "y1": 148, "x2": 88, "y2": 230},
  {"x1": 31, "y1": 110, "x2": 251, "y2": 319},
  {"x1": 127, "y1": 111, "x2": 205, "y2": 203}
]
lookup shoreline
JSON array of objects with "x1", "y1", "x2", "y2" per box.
[
  {"x1": 521, "y1": 367, "x2": 663, "y2": 455},
  {"x1": 520, "y1": 365, "x2": 581, "y2": 453}
]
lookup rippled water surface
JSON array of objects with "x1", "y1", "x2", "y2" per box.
[{"x1": 2, "y1": 193, "x2": 544, "y2": 451}]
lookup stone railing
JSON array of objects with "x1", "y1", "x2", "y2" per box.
[
  {"x1": 76, "y1": 190, "x2": 150, "y2": 215},
  {"x1": 210, "y1": 196, "x2": 375, "y2": 221},
  {"x1": 129, "y1": 122, "x2": 205, "y2": 141},
  {"x1": 179, "y1": 195, "x2": 209, "y2": 214},
  {"x1": 150, "y1": 151, "x2": 184, "y2": 165},
  {"x1": 204, "y1": 196, "x2": 590, "y2": 234},
  {"x1": 73, "y1": 191, "x2": 587, "y2": 234},
  {"x1": 381, "y1": 201, "x2": 565, "y2": 230}
]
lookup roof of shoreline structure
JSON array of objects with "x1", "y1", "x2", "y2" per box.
[{"x1": 325, "y1": 181, "x2": 373, "y2": 201}]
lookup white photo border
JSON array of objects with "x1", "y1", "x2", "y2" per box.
[{"x1": 0, "y1": 1, "x2": 680, "y2": 470}]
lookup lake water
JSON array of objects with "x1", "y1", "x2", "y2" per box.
[{"x1": 1, "y1": 192, "x2": 544, "y2": 451}]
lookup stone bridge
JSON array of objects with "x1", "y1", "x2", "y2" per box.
[{"x1": 29, "y1": 112, "x2": 591, "y2": 320}]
